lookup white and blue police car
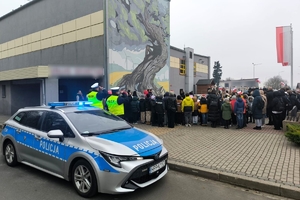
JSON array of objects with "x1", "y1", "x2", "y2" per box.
[{"x1": 0, "y1": 102, "x2": 168, "y2": 197}]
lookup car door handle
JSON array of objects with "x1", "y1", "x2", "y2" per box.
[
  {"x1": 16, "y1": 129, "x2": 21, "y2": 134},
  {"x1": 34, "y1": 135, "x2": 41, "y2": 140}
]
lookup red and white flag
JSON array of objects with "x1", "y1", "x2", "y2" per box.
[
  {"x1": 280, "y1": 81, "x2": 285, "y2": 86},
  {"x1": 276, "y1": 26, "x2": 292, "y2": 66},
  {"x1": 256, "y1": 79, "x2": 261, "y2": 84}
]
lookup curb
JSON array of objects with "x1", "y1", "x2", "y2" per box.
[{"x1": 168, "y1": 160, "x2": 300, "y2": 200}]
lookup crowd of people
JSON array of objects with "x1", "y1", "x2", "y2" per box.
[{"x1": 84, "y1": 83, "x2": 300, "y2": 131}]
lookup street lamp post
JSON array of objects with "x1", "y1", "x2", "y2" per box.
[{"x1": 252, "y1": 63, "x2": 262, "y2": 78}]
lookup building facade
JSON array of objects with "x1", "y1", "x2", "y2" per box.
[
  {"x1": 219, "y1": 78, "x2": 259, "y2": 92},
  {"x1": 0, "y1": 0, "x2": 209, "y2": 115},
  {"x1": 170, "y1": 46, "x2": 210, "y2": 95}
]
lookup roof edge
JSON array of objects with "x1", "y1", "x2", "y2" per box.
[
  {"x1": 170, "y1": 46, "x2": 210, "y2": 58},
  {"x1": 0, "y1": 0, "x2": 42, "y2": 22}
]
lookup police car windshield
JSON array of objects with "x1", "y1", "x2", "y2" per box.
[{"x1": 66, "y1": 110, "x2": 131, "y2": 135}]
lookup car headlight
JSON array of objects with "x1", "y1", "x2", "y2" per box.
[{"x1": 100, "y1": 152, "x2": 143, "y2": 168}]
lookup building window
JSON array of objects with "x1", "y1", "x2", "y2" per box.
[
  {"x1": 190, "y1": 51, "x2": 193, "y2": 59},
  {"x1": 194, "y1": 62, "x2": 196, "y2": 77},
  {"x1": 2, "y1": 85, "x2": 6, "y2": 98},
  {"x1": 225, "y1": 83, "x2": 229, "y2": 87},
  {"x1": 179, "y1": 59, "x2": 186, "y2": 75}
]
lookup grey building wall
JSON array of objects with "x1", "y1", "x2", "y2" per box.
[
  {"x1": 0, "y1": 0, "x2": 105, "y2": 71},
  {"x1": 169, "y1": 67, "x2": 185, "y2": 94},
  {"x1": 0, "y1": 82, "x2": 12, "y2": 115},
  {"x1": 170, "y1": 47, "x2": 185, "y2": 94},
  {"x1": 0, "y1": 0, "x2": 104, "y2": 43},
  {"x1": 0, "y1": 0, "x2": 105, "y2": 115},
  {"x1": 194, "y1": 54, "x2": 210, "y2": 90},
  {"x1": 220, "y1": 79, "x2": 259, "y2": 90},
  {"x1": 170, "y1": 46, "x2": 210, "y2": 94},
  {"x1": 0, "y1": 37, "x2": 105, "y2": 71},
  {"x1": 10, "y1": 79, "x2": 41, "y2": 114}
]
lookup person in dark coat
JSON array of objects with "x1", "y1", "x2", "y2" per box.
[
  {"x1": 207, "y1": 89, "x2": 220, "y2": 128},
  {"x1": 270, "y1": 91, "x2": 285, "y2": 130},
  {"x1": 287, "y1": 90, "x2": 300, "y2": 112},
  {"x1": 130, "y1": 95, "x2": 139, "y2": 124},
  {"x1": 252, "y1": 89, "x2": 264, "y2": 130},
  {"x1": 145, "y1": 94, "x2": 151, "y2": 125},
  {"x1": 165, "y1": 93, "x2": 177, "y2": 128},
  {"x1": 266, "y1": 87, "x2": 274, "y2": 125},
  {"x1": 139, "y1": 94, "x2": 146, "y2": 124},
  {"x1": 234, "y1": 95, "x2": 245, "y2": 129},
  {"x1": 163, "y1": 92, "x2": 170, "y2": 126},
  {"x1": 150, "y1": 95, "x2": 157, "y2": 126},
  {"x1": 124, "y1": 90, "x2": 132, "y2": 123},
  {"x1": 155, "y1": 95, "x2": 165, "y2": 127},
  {"x1": 279, "y1": 88, "x2": 290, "y2": 121}
]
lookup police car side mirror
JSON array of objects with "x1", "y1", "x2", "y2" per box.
[{"x1": 47, "y1": 130, "x2": 64, "y2": 142}]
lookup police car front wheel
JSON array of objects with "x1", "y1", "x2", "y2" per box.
[
  {"x1": 4, "y1": 141, "x2": 18, "y2": 167},
  {"x1": 72, "y1": 159, "x2": 98, "y2": 198}
]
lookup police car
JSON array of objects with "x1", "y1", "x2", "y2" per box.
[{"x1": 0, "y1": 102, "x2": 168, "y2": 197}]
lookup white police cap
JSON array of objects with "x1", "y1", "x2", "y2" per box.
[
  {"x1": 111, "y1": 87, "x2": 120, "y2": 91},
  {"x1": 91, "y1": 83, "x2": 99, "y2": 89}
]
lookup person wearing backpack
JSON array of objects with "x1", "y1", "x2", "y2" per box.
[
  {"x1": 270, "y1": 91, "x2": 285, "y2": 130},
  {"x1": 181, "y1": 93, "x2": 194, "y2": 127},
  {"x1": 252, "y1": 89, "x2": 264, "y2": 130}
]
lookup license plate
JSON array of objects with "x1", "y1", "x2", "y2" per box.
[{"x1": 149, "y1": 160, "x2": 166, "y2": 174}]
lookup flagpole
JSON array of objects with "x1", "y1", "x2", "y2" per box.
[{"x1": 291, "y1": 23, "x2": 294, "y2": 89}]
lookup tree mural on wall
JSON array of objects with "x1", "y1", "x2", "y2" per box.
[{"x1": 108, "y1": 0, "x2": 170, "y2": 95}]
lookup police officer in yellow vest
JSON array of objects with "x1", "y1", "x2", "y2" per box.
[
  {"x1": 86, "y1": 83, "x2": 108, "y2": 109},
  {"x1": 106, "y1": 87, "x2": 128, "y2": 119}
]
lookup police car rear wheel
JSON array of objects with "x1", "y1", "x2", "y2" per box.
[
  {"x1": 4, "y1": 141, "x2": 18, "y2": 167},
  {"x1": 72, "y1": 159, "x2": 97, "y2": 197}
]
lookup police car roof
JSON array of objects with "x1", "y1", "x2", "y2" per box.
[
  {"x1": 18, "y1": 101, "x2": 100, "y2": 113},
  {"x1": 21, "y1": 105, "x2": 99, "y2": 113}
]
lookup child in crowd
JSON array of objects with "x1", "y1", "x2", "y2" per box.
[{"x1": 221, "y1": 98, "x2": 232, "y2": 129}]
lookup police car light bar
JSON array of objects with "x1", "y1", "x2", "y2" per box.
[{"x1": 48, "y1": 101, "x2": 93, "y2": 108}]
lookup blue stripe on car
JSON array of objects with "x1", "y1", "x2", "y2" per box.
[
  {"x1": 97, "y1": 128, "x2": 162, "y2": 156},
  {"x1": 2, "y1": 125, "x2": 119, "y2": 173}
]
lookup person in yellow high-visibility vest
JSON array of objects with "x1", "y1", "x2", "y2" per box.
[
  {"x1": 86, "y1": 83, "x2": 108, "y2": 109},
  {"x1": 106, "y1": 87, "x2": 128, "y2": 119}
]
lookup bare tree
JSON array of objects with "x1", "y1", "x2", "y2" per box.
[{"x1": 264, "y1": 75, "x2": 287, "y2": 89}]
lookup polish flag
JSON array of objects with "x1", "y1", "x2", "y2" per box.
[
  {"x1": 280, "y1": 82, "x2": 285, "y2": 86},
  {"x1": 256, "y1": 79, "x2": 261, "y2": 83},
  {"x1": 276, "y1": 26, "x2": 292, "y2": 66}
]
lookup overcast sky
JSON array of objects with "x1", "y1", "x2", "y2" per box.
[{"x1": 1, "y1": 0, "x2": 300, "y2": 87}]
